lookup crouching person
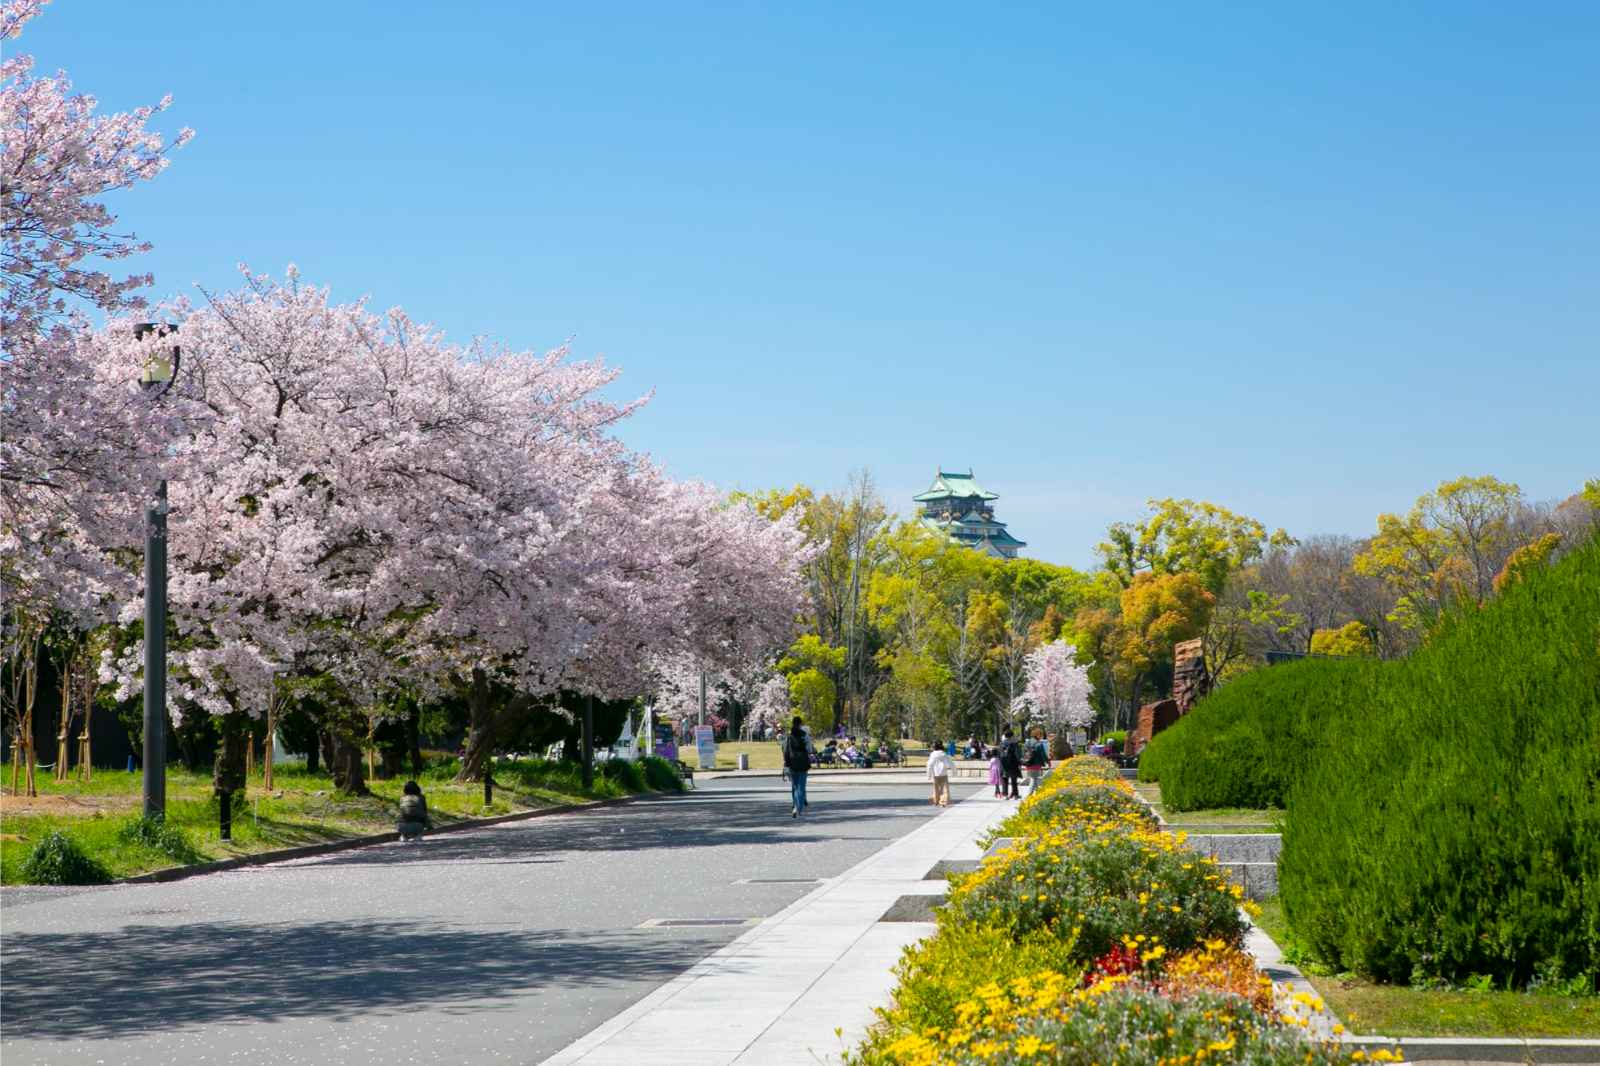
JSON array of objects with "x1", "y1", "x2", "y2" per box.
[{"x1": 398, "y1": 780, "x2": 432, "y2": 842}]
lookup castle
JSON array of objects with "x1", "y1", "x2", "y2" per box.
[{"x1": 914, "y1": 469, "x2": 1026, "y2": 559}]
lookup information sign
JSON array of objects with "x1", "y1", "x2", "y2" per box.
[{"x1": 694, "y1": 725, "x2": 717, "y2": 770}]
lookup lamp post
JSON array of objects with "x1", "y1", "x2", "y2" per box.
[{"x1": 137, "y1": 322, "x2": 179, "y2": 820}]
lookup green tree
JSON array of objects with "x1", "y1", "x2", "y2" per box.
[
  {"x1": 1353, "y1": 475, "x2": 1527, "y2": 630},
  {"x1": 1309, "y1": 620, "x2": 1377, "y2": 658},
  {"x1": 1096, "y1": 498, "x2": 1290, "y2": 594}
]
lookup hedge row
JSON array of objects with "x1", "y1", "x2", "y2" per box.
[
  {"x1": 1283, "y1": 534, "x2": 1600, "y2": 991},
  {"x1": 1136, "y1": 656, "x2": 1371, "y2": 811},
  {"x1": 848, "y1": 757, "x2": 1360, "y2": 1065},
  {"x1": 1137, "y1": 532, "x2": 1600, "y2": 991}
]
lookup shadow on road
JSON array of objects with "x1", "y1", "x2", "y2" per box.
[{"x1": 1, "y1": 918, "x2": 701, "y2": 1041}]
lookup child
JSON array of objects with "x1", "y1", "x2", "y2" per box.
[
  {"x1": 988, "y1": 749, "x2": 1003, "y2": 797},
  {"x1": 397, "y1": 780, "x2": 431, "y2": 842},
  {"x1": 926, "y1": 740, "x2": 953, "y2": 808}
]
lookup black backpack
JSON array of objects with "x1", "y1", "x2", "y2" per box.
[{"x1": 1000, "y1": 737, "x2": 1021, "y2": 771}]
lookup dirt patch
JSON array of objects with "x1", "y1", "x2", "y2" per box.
[{"x1": 0, "y1": 792, "x2": 135, "y2": 818}]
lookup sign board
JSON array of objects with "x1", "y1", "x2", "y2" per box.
[
  {"x1": 654, "y1": 722, "x2": 677, "y2": 762},
  {"x1": 1068, "y1": 730, "x2": 1087, "y2": 749},
  {"x1": 694, "y1": 725, "x2": 717, "y2": 770}
]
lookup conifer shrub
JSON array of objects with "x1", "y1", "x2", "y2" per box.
[
  {"x1": 1135, "y1": 656, "x2": 1371, "y2": 811},
  {"x1": 22, "y1": 831, "x2": 112, "y2": 885},
  {"x1": 1281, "y1": 533, "x2": 1600, "y2": 991}
]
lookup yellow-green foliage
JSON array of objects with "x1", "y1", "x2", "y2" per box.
[{"x1": 1309, "y1": 621, "x2": 1375, "y2": 658}]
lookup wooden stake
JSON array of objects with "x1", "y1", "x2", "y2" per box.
[
  {"x1": 79, "y1": 730, "x2": 92, "y2": 781},
  {"x1": 244, "y1": 737, "x2": 253, "y2": 795}
]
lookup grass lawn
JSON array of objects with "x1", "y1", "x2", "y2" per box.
[
  {"x1": 1252, "y1": 896, "x2": 1600, "y2": 1038},
  {"x1": 0, "y1": 755, "x2": 666, "y2": 885},
  {"x1": 1134, "y1": 781, "x2": 1282, "y2": 833}
]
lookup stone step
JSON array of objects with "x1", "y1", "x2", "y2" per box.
[{"x1": 1182, "y1": 833, "x2": 1281, "y2": 864}]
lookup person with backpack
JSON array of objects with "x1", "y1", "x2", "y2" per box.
[
  {"x1": 1023, "y1": 727, "x2": 1050, "y2": 792},
  {"x1": 397, "y1": 780, "x2": 432, "y2": 842},
  {"x1": 998, "y1": 726, "x2": 1022, "y2": 800},
  {"x1": 783, "y1": 716, "x2": 811, "y2": 818}
]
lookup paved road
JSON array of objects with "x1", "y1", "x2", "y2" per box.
[{"x1": 0, "y1": 775, "x2": 976, "y2": 1065}]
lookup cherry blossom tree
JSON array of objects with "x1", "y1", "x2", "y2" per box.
[
  {"x1": 745, "y1": 673, "x2": 791, "y2": 738},
  {"x1": 2, "y1": 0, "x2": 193, "y2": 789},
  {"x1": 1010, "y1": 640, "x2": 1094, "y2": 733}
]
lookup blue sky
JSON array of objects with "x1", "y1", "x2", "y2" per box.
[{"x1": 22, "y1": 1, "x2": 1598, "y2": 566}]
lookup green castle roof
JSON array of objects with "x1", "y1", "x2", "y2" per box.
[{"x1": 913, "y1": 469, "x2": 1000, "y2": 503}]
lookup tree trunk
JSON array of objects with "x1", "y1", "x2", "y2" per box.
[
  {"x1": 304, "y1": 730, "x2": 321, "y2": 774},
  {"x1": 407, "y1": 710, "x2": 423, "y2": 778},
  {"x1": 318, "y1": 730, "x2": 334, "y2": 777},
  {"x1": 329, "y1": 732, "x2": 368, "y2": 795},
  {"x1": 455, "y1": 668, "x2": 498, "y2": 782},
  {"x1": 214, "y1": 728, "x2": 247, "y2": 796}
]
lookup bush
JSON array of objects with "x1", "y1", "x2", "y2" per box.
[
  {"x1": 118, "y1": 815, "x2": 201, "y2": 864},
  {"x1": 1281, "y1": 533, "x2": 1600, "y2": 991},
  {"x1": 861, "y1": 983, "x2": 1354, "y2": 1066},
  {"x1": 850, "y1": 754, "x2": 1328, "y2": 1065},
  {"x1": 638, "y1": 755, "x2": 685, "y2": 793},
  {"x1": 1135, "y1": 655, "x2": 1370, "y2": 811},
  {"x1": 1100, "y1": 730, "x2": 1126, "y2": 752},
  {"x1": 22, "y1": 831, "x2": 112, "y2": 885},
  {"x1": 949, "y1": 815, "x2": 1247, "y2": 968},
  {"x1": 598, "y1": 757, "x2": 645, "y2": 791}
]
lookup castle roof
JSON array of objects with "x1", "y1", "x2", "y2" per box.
[{"x1": 913, "y1": 469, "x2": 999, "y2": 503}]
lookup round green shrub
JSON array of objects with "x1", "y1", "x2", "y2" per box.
[
  {"x1": 23, "y1": 831, "x2": 112, "y2": 885},
  {"x1": 638, "y1": 755, "x2": 685, "y2": 792},
  {"x1": 598, "y1": 757, "x2": 645, "y2": 791}
]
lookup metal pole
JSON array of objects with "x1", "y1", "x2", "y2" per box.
[
  {"x1": 581, "y1": 694, "x2": 594, "y2": 790},
  {"x1": 143, "y1": 480, "x2": 167, "y2": 819}
]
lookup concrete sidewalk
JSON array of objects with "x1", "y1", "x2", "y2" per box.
[{"x1": 541, "y1": 789, "x2": 1014, "y2": 1065}]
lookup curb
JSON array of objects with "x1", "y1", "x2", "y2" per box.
[
  {"x1": 114, "y1": 791, "x2": 663, "y2": 886},
  {"x1": 1343, "y1": 1035, "x2": 1600, "y2": 1063}
]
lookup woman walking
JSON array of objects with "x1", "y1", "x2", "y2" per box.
[
  {"x1": 783, "y1": 716, "x2": 811, "y2": 818},
  {"x1": 926, "y1": 740, "x2": 953, "y2": 808}
]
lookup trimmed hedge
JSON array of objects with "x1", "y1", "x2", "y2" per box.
[
  {"x1": 1136, "y1": 656, "x2": 1371, "y2": 811},
  {"x1": 1281, "y1": 533, "x2": 1600, "y2": 991}
]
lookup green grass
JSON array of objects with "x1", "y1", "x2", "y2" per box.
[
  {"x1": 1252, "y1": 896, "x2": 1600, "y2": 1038},
  {"x1": 1135, "y1": 781, "x2": 1283, "y2": 833},
  {"x1": 1, "y1": 756, "x2": 662, "y2": 884}
]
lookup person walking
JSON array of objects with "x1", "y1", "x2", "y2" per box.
[
  {"x1": 926, "y1": 740, "x2": 953, "y2": 807},
  {"x1": 998, "y1": 726, "x2": 1022, "y2": 800},
  {"x1": 1023, "y1": 727, "x2": 1050, "y2": 792},
  {"x1": 783, "y1": 716, "x2": 811, "y2": 818}
]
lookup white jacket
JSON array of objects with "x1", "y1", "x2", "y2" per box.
[{"x1": 926, "y1": 750, "x2": 953, "y2": 780}]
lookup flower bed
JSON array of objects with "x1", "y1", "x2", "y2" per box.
[{"x1": 849, "y1": 756, "x2": 1378, "y2": 1064}]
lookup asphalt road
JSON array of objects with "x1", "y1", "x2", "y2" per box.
[{"x1": 0, "y1": 775, "x2": 975, "y2": 1065}]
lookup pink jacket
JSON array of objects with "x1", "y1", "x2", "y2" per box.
[{"x1": 987, "y1": 758, "x2": 1002, "y2": 786}]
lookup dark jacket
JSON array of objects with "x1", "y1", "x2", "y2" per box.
[
  {"x1": 1023, "y1": 740, "x2": 1048, "y2": 769},
  {"x1": 783, "y1": 733, "x2": 811, "y2": 774},
  {"x1": 398, "y1": 793, "x2": 430, "y2": 830},
  {"x1": 999, "y1": 737, "x2": 1022, "y2": 773}
]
